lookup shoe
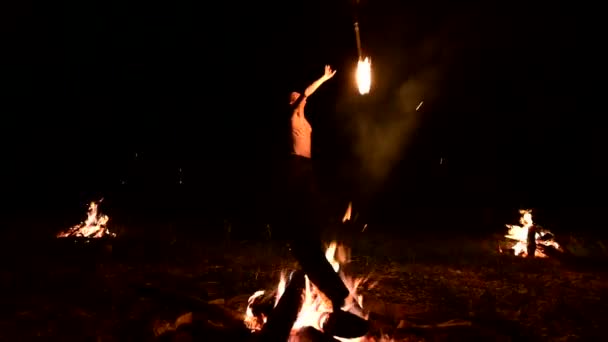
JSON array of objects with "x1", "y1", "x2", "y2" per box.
[{"x1": 322, "y1": 309, "x2": 370, "y2": 338}]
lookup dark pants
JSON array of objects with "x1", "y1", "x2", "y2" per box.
[{"x1": 278, "y1": 155, "x2": 350, "y2": 306}]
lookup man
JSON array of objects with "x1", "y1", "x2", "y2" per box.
[{"x1": 280, "y1": 65, "x2": 369, "y2": 338}]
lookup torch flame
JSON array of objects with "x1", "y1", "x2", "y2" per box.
[{"x1": 356, "y1": 57, "x2": 371, "y2": 95}]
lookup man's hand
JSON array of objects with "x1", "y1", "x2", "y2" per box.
[
  {"x1": 322, "y1": 65, "x2": 337, "y2": 81},
  {"x1": 303, "y1": 65, "x2": 337, "y2": 98}
]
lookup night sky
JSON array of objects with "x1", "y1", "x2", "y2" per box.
[{"x1": 3, "y1": 1, "x2": 604, "y2": 232}]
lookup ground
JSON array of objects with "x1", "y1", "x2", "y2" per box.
[{"x1": 2, "y1": 229, "x2": 607, "y2": 341}]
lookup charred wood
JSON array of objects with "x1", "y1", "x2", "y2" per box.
[
  {"x1": 527, "y1": 225, "x2": 537, "y2": 258},
  {"x1": 258, "y1": 270, "x2": 305, "y2": 342},
  {"x1": 290, "y1": 326, "x2": 340, "y2": 342}
]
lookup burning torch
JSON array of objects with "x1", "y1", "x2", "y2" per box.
[{"x1": 353, "y1": 19, "x2": 371, "y2": 94}]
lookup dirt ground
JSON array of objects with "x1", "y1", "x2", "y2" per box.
[{"x1": 1, "y1": 231, "x2": 607, "y2": 341}]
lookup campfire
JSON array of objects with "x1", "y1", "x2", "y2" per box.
[
  {"x1": 241, "y1": 201, "x2": 371, "y2": 340},
  {"x1": 244, "y1": 240, "x2": 371, "y2": 341},
  {"x1": 504, "y1": 209, "x2": 561, "y2": 258},
  {"x1": 57, "y1": 200, "x2": 116, "y2": 238},
  {"x1": 153, "y1": 202, "x2": 474, "y2": 341}
]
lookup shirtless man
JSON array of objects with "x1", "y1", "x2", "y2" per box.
[{"x1": 282, "y1": 65, "x2": 369, "y2": 338}]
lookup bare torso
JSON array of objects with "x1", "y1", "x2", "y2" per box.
[{"x1": 291, "y1": 109, "x2": 312, "y2": 158}]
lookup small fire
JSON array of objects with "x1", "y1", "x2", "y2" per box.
[
  {"x1": 356, "y1": 57, "x2": 371, "y2": 95},
  {"x1": 245, "y1": 241, "x2": 369, "y2": 340},
  {"x1": 57, "y1": 200, "x2": 115, "y2": 238},
  {"x1": 504, "y1": 209, "x2": 561, "y2": 258}
]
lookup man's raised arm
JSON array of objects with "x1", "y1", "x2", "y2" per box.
[
  {"x1": 304, "y1": 65, "x2": 337, "y2": 97},
  {"x1": 290, "y1": 65, "x2": 337, "y2": 112}
]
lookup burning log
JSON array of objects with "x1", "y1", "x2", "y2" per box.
[
  {"x1": 526, "y1": 224, "x2": 537, "y2": 258},
  {"x1": 322, "y1": 310, "x2": 370, "y2": 338},
  {"x1": 245, "y1": 241, "x2": 373, "y2": 340},
  {"x1": 290, "y1": 326, "x2": 339, "y2": 342},
  {"x1": 257, "y1": 270, "x2": 306, "y2": 342},
  {"x1": 534, "y1": 243, "x2": 564, "y2": 260},
  {"x1": 174, "y1": 311, "x2": 252, "y2": 342},
  {"x1": 150, "y1": 294, "x2": 252, "y2": 341},
  {"x1": 139, "y1": 283, "x2": 253, "y2": 342},
  {"x1": 155, "y1": 310, "x2": 252, "y2": 342}
]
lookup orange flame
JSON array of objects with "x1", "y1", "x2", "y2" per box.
[
  {"x1": 504, "y1": 209, "x2": 561, "y2": 258},
  {"x1": 245, "y1": 241, "x2": 371, "y2": 340},
  {"x1": 244, "y1": 290, "x2": 267, "y2": 330},
  {"x1": 57, "y1": 201, "x2": 115, "y2": 238},
  {"x1": 342, "y1": 202, "x2": 352, "y2": 223}
]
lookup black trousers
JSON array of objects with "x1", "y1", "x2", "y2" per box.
[{"x1": 278, "y1": 155, "x2": 350, "y2": 306}]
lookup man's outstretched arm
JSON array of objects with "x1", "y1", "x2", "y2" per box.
[
  {"x1": 304, "y1": 65, "x2": 337, "y2": 97},
  {"x1": 290, "y1": 65, "x2": 337, "y2": 113}
]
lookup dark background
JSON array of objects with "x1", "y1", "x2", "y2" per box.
[{"x1": 2, "y1": 0, "x2": 605, "y2": 236}]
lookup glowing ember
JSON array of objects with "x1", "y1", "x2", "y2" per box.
[
  {"x1": 356, "y1": 57, "x2": 371, "y2": 95},
  {"x1": 504, "y1": 209, "x2": 561, "y2": 258},
  {"x1": 245, "y1": 241, "x2": 370, "y2": 340},
  {"x1": 57, "y1": 200, "x2": 115, "y2": 238}
]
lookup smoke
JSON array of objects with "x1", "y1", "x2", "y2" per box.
[
  {"x1": 339, "y1": 4, "x2": 484, "y2": 194},
  {"x1": 348, "y1": 65, "x2": 442, "y2": 191}
]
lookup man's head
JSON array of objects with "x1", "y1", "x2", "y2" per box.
[{"x1": 290, "y1": 91, "x2": 305, "y2": 106}]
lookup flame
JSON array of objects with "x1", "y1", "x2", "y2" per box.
[
  {"x1": 244, "y1": 290, "x2": 267, "y2": 330},
  {"x1": 245, "y1": 241, "x2": 370, "y2": 341},
  {"x1": 342, "y1": 202, "x2": 352, "y2": 223},
  {"x1": 57, "y1": 201, "x2": 115, "y2": 238},
  {"x1": 504, "y1": 209, "x2": 561, "y2": 258},
  {"x1": 356, "y1": 57, "x2": 371, "y2": 95}
]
